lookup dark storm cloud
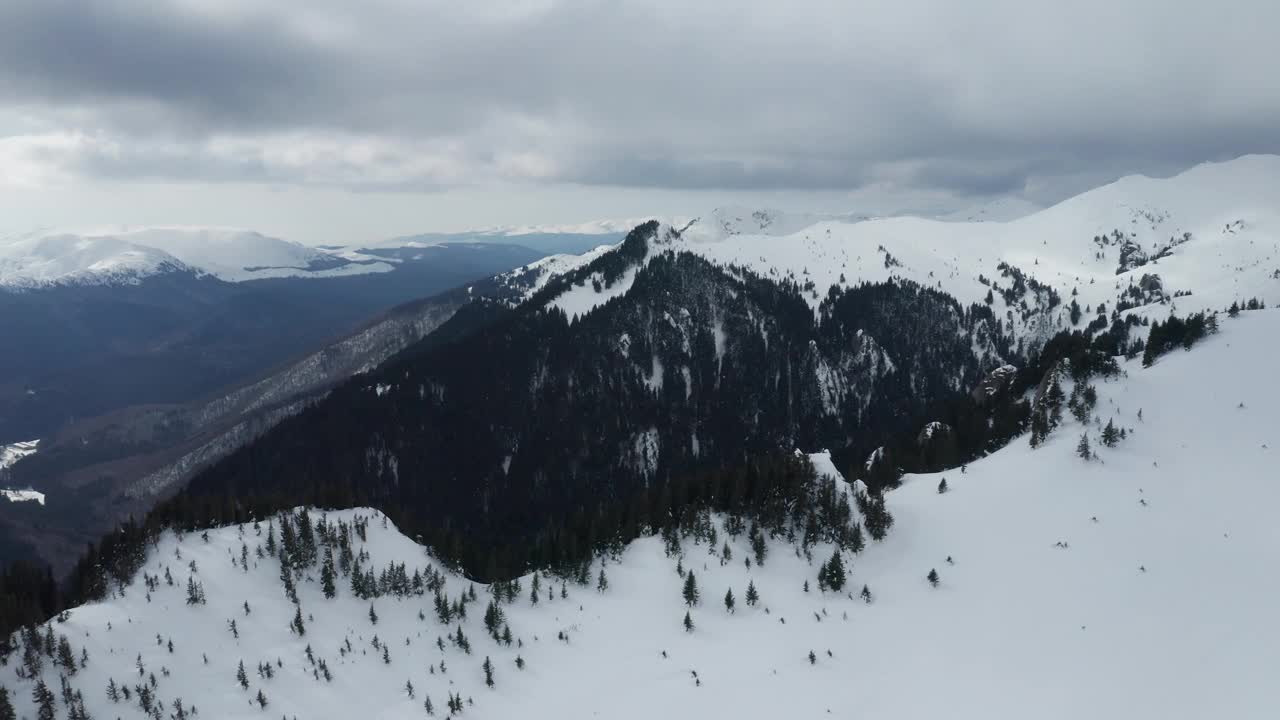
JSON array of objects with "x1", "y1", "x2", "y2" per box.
[
  {"x1": 0, "y1": 1, "x2": 356, "y2": 131},
  {"x1": 2, "y1": 0, "x2": 1279, "y2": 200}
]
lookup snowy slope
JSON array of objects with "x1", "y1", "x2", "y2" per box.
[
  {"x1": 0, "y1": 227, "x2": 394, "y2": 287},
  {"x1": 687, "y1": 155, "x2": 1280, "y2": 324},
  {"x1": 513, "y1": 156, "x2": 1280, "y2": 355},
  {"x1": 7, "y1": 309, "x2": 1279, "y2": 718},
  {"x1": 496, "y1": 242, "x2": 622, "y2": 305},
  {"x1": 0, "y1": 233, "x2": 192, "y2": 288},
  {"x1": 0, "y1": 439, "x2": 39, "y2": 471}
]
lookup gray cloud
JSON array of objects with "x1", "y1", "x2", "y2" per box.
[{"x1": 2, "y1": 0, "x2": 1279, "y2": 202}]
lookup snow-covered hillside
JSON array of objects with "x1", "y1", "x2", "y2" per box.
[
  {"x1": 0, "y1": 233, "x2": 193, "y2": 288},
  {"x1": 683, "y1": 156, "x2": 1278, "y2": 326},
  {"x1": 6, "y1": 309, "x2": 1278, "y2": 718},
  {"x1": 525, "y1": 156, "x2": 1280, "y2": 352},
  {"x1": 0, "y1": 440, "x2": 39, "y2": 471},
  {"x1": 0, "y1": 227, "x2": 393, "y2": 288},
  {"x1": 497, "y1": 242, "x2": 623, "y2": 305}
]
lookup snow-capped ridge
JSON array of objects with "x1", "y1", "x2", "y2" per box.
[
  {"x1": 0, "y1": 226, "x2": 394, "y2": 288},
  {"x1": 0, "y1": 439, "x2": 40, "y2": 470},
  {"x1": 655, "y1": 153, "x2": 1280, "y2": 349}
]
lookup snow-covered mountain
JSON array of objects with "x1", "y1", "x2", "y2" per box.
[
  {"x1": 530, "y1": 155, "x2": 1280, "y2": 350},
  {"x1": 0, "y1": 233, "x2": 193, "y2": 288},
  {"x1": 0, "y1": 227, "x2": 393, "y2": 288},
  {"x1": 5, "y1": 309, "x2": 1278, "y2": 719},
  {"x1": 0, "y1": 440, "x2": 39, "y2": 471}
]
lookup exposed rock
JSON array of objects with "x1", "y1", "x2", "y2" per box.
[{"x1": 970, "y1": 364, "x2": 1018, "y2": 405}]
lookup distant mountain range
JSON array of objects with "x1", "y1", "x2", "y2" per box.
[{"x1": 0, "y1": 225, "x2": 637, "y2": 570}]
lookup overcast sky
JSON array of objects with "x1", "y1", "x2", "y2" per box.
[{"x1": 1, "y1": 0, "x2": 1278, "y2": 245}]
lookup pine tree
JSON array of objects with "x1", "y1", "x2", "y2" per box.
[
  {"x1": 723, "y1": 588, "x2": 735, "y2": 613},
  {"x1": 682, "y1": 571, "x2": 700, "y2": 607},
  {"x1": 683, "y1": 611, "x2": 694, "y2": 632},
  {"x1": 927, "y1": 568, "x2": 940, "y2": 587},
  {"x1": 56, "y1": 636, "x2": 76, "y2": 674},
  {"x1": 33, "y1": 680, "x2": 56, "y2": 720},
  {"x1": 597, "y1": 566, "x2": 609, "y2": 593},
  {"x1": 515, "y1": 655, "x2": 525, "y2": 670},
  {"x1": 424, "y1": 694, "x2": 435, "y2": 716},
  {"x1": 1029, "y1": 410, "x2": 1049, "y2": 448},
  {"x1": 937, "y1": 478, "x2": 948, "y2": 494},
  {"x1": 405, "y1": 680, "x2": 414, "y2": 699},
  {"x1": 482, "y1": 656, "x2": 495, "y2": 688},
  {"x1": 1077, "y1": 432, "x2": 1092, "y2": 460},
  {"x1": 106, "y1": 678, "x2": 119, "y2": 703},
  {"x1": 750, "y1": 527, "x2": 768, "y2": 566},
  {"x1": 745, "y1": 580, "x2": 759, "y2": 607},
  {"x1": 255, "y1": 689, "x2": 268, "y2": 709},
  {"x1": 822, "y1": 550, "x2": 847, "y2": 592},
  {"x1": 369, "y1": 603, "x2": 379, "y2": 625},
  {"x1": 186, "y1": 575, "x2": 206, "y2": 605},
  {"x1": 236, "y1": 660, "x2": 249, "y2": 690},
  {"x1": 321, "y1": 549, "x2": 336, "y2": 599},
  {"x1": 808, "y1": 650, "x2": 817, "y2": 665},
  {"x1": 0, "y1": 686, "x2": 14, "y2": 720},
  {"x1": 862, "y1": 492, "x2": 895, "y2": 541},
  {"x1": 1101, "y1": 419, "x2": 1120, "y2": 448},
  {"x1": 860, "y1": 584, "x2": 873, "y2": 603},
  {"x1": 1046, "y1": 375, "x2": 1066, "y2": 426},
  {"x1": 291, "y1": 606, "x2": 306, "y2": 636}
]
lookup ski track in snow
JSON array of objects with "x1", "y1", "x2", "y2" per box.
[{"x1": 7, "y1": 310, "x2": 1280, "y2": 718}]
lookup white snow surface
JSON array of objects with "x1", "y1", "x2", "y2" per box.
[
  {"x1": 500, "y1": 242, "x2": 621, "y2": 302},
  {"x1": 0, "y1": 227, "x2": 393, "y2": 287},
  {"x1": 8, "y1": 309, "x2": 1280, "y2": 718},
  {"x1": 676, "y1": 156, "x2": 1280, "y2": 324},
  {"x1": 0, "y1": 488, "x2": 44, "y2": 505},
  {"x1": 0, "y1": 439, "x2": 39, "y2": 469},
  {"x1": 547, "y1": 265, "x2": 639, "y2": 320}
]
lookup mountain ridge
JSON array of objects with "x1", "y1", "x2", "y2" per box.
[{"x1": 3, "y1": 308, "x2": 1277, "y2": 719}]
